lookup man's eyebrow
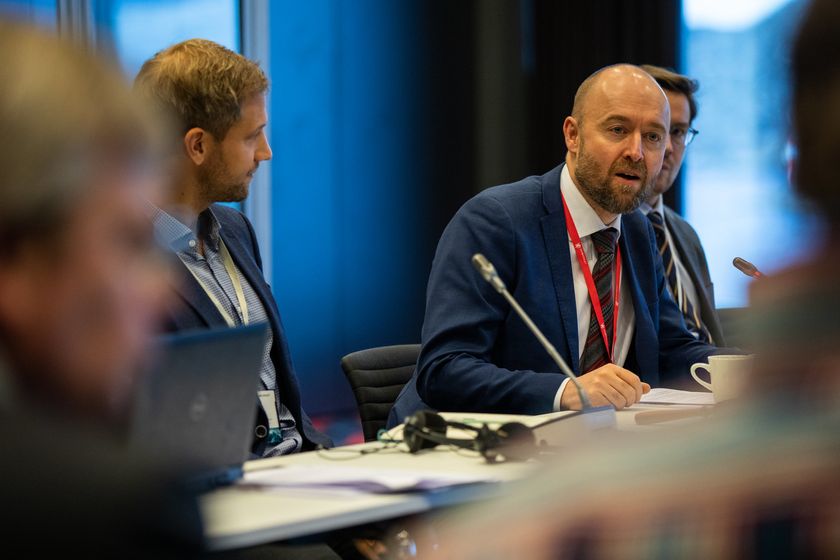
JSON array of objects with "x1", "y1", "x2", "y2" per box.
[
  {"x1": 600, "y1": 114, "x2": 633, "y2": 124},
  {"x1": 599, "y1": 114, "x2": 667, "y2": 133}
]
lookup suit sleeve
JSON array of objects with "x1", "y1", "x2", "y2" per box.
[{"x1": 415, "y1": 194, "x2": 565, "y2": 414}]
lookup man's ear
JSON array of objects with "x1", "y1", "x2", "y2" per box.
[
  {"x1": 183, "y1": 127, "x2": 210, "y2": 166},
  {"x1": 563, "y1": 116, "x2": 581, "y2": 156}
]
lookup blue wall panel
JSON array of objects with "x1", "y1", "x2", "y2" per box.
[{"x1": 269, "y1": 1, "x2": 428, "y2": 414}]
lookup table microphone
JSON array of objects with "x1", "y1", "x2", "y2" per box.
[
  {"x1": 733, "y1": 257, "x2": 763, "y2": 279},
  {"x1": 471, "y1": 253, "x2": 593, "y2": 410}
]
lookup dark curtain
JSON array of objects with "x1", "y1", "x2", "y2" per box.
[
  {"x1": 416, "y1": 0, "x2": 684, "y2": 242},
  {"x1": 527, "y1": 0, "x2": 684, "y2": 209}
]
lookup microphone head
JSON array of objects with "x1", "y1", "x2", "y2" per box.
[
  {"x1": 471, "y1": 253, "x2": 495, "y2": 280},
  {"x1": 733, "y1": 257, "x2": 762, "y2": 278},
  {"x1": 472, "y1": 253, "x2": 507, "y2": 293}
]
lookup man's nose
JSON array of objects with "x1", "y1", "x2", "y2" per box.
[
  {"x1": 624, "y1": 132, "x2": 644, "y2": 162},
  {"x1": 256, "y1": 134, "x2": 272, "y2": 162}
]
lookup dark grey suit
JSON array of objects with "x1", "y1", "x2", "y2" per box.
[{"x1": 663, "y1": 205, "x2": 725, "y2": 346}]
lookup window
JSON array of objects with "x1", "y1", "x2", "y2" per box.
[
  {"x1": 682, "y1": 0, "x2": 819, "y2": 307},
  {"x1": 104, "y1": 0, "x2": 239, "y2": 78},
  {"x1": 0, "y1": 0, "x2": 56, "y2": 28}
]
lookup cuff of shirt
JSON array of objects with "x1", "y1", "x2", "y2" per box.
[{"x1": 553, "y1": 378, "x2": 571, "y2": 411}]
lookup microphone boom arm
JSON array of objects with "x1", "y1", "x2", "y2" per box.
[{"x1": 472, "y1": 253, "x2": 593, "y2": 409}]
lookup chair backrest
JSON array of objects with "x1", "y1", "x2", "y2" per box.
[
  {"x1": 340, "y1": 344, "x2": 420, "y2": 442},
  {"x1": 717, "y1": 307, "x2": 750, "y2": 351}
]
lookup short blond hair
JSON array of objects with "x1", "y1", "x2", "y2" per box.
[{"x1": 135, "y1": 39, "x2": 268, "y2": 140}]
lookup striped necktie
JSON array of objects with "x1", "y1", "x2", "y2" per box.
[
  {"x1": 580, "y1": 227, "x2": 618, "y2": 374},
  {"x1": 647, "y1": 211, "x2": 712, "y2": 344}
]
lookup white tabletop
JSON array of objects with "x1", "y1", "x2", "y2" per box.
[{"x1": 201, "y1": 402, "x2": 710, "y2": 550}]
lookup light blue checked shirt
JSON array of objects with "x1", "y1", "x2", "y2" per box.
[{"x1": 152, "y1": 206, "x2": 302, "y2": 456}]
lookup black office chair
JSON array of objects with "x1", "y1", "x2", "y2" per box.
[{"x1": 340, "y1": 344, "x2": 420, "y2": 442}]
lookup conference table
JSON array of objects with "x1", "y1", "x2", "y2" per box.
[{"x1": 201, "y1": 398, "x2": 712, "y2": 551}]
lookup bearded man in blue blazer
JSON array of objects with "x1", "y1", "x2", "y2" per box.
[
  {"x1": 136, "y1": 40, "x2": 331, "y2": 456},
  {"x1": 391, "y1": 64, "x2": 722, "y2": 423}
]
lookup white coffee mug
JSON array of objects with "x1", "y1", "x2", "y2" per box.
[{"x1": 690, "y1": 354, "x2": 754, "y2": 402}]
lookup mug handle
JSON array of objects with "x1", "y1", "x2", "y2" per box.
[{"x1": 690, "y1": 363, "x2": 714, "y2": 392}]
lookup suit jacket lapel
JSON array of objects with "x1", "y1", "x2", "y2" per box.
[
  {"x1": 217, "y1": 226, "x2": 281, "y2": 333},
  {"x1": 167, "y1": 255, "x2": 228, "y2": 327},
  {"x1": 621, "y1": 219, "x2": 660, "y2": 382},
  {"x1": 663, "y1": 207, "x2": 724, "y2": 344},
  {"x1": 664, "y1": 209, "x2": 706, "y2": 304},
  {"x1": 540, "y1": 165, "x2": 581, "y2": 374}
]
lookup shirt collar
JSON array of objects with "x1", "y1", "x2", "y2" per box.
[
  {"x1": 560, "y1": 164, "x2": 622, "y2": 240},
  {"x1": 639, "y1": 195, "x2": 665, "y2": 218},
  {"x1": 197, "y1": 208, "x2": 222, "y2": 252},
  {"x1": 150, "y1": 205, "x2": 222, "y2": 254}
]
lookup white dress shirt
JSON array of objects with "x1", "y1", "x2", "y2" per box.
[
  {"x1": 639, "y1": 196, "x2": 702, "y2": 329},
  {"x1": 554, "y1": 166, "x2": 636, "y2": 409}
]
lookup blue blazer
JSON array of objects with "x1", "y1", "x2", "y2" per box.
[
  {"x1": 161, "y1": 204, "x2": 332, "y2": 451},
  {"x1": 390, "y1": 165, "x2": 718, "y2": 423}
]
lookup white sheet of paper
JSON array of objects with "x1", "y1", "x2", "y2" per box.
[
  {"x1": 640, "y1": 387, "x2": 715, "y2": 405},
  {"x1": 241, "y1": 464, "x2": 498, "y2": 494}
]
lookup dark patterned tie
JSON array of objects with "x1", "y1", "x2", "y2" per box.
[
  {"x1": 647, "y1": 211, "x2": 712, "y2": 343},
  {"x1": 580, "y1": 227, "x2": 618, "y2": 374}
]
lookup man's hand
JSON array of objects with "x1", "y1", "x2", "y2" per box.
[{"x1": 560, "y1": 364, "x2": 651, "y2": 410}]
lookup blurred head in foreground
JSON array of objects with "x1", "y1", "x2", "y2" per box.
[
  {"x1": 792, "y1": 0, "x2": 840, "y2": 231},
  {"x1": 744, "y1": 0, "x2": 840, "y2": 399},
  {"x1": 0, "y1": 20, "x2": 167, "y2": 419}
]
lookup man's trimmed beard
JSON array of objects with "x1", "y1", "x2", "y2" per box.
[
  {"x1": 574, "y1": 137, "x2": 655, "y2": 216},
  {"x1": 198, "y1": 150, "x2": 249, "y2": 203}
]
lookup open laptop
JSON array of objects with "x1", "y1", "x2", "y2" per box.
[{"x1": 131, "y1": 324, "x2": 268, "y2": 488}]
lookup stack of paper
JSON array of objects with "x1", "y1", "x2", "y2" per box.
[{"x1": 241, "y1": 464, "x2": 498, "y2": 494}]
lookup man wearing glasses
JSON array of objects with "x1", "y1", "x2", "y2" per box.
[{"x1": 639, "y1": 65, "x2": 724, "y2": 346}]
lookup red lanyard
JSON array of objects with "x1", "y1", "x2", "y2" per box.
[{"x1": 561, "y1": 194, "x2": 621, "y2": 363}]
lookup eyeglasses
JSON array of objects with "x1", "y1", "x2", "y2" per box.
[{"x1": 671, "y1": 126, "x2": 699, "y2": 147}]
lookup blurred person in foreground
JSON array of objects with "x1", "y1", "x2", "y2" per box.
[
  {"x1": 413, "y1": 1, "x2": 840, "y2": 558},
  {"x1": 0, "y1": 20, "x2": 202, "y2": 556}
]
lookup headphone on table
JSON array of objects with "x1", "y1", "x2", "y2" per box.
[{"x1": 402, "y1": 410, "x2": 538, "y2": 463}]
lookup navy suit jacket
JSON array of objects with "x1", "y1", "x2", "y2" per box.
[
  {"x1": 390, "y1": 165, "x2": 718, "y2": 423},
  {"x1": 161, "y1": 204, "x2": 332, "y2": 451}
]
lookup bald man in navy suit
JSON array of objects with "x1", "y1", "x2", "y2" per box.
[{"x1": 391, "y1": 65, "x2": 725, "y2": 424}]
